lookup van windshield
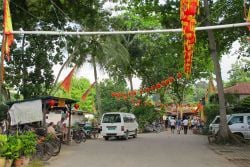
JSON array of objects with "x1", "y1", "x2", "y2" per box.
[
  {"x1": 102, "y1": 114, "x2": 121, "y2": 123},
  {"x1": 214, "y1": 117, "x2": 220, "y2": 124}
]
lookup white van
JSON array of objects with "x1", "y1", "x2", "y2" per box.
[
  {"x1": 100, "y1": 112, "x2": 139, "y2": 140},
  {"x1": 209, "y1": 115, "x2": 230, "y2": 134},
  {"x1": 227, "y1": 113, "x2": 250, "y2": 139},
  {"x1": 209, "y1": 113, "x2": 250, "y2": 139}
]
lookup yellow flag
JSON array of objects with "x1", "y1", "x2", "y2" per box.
[{"x1": 3, "y1": 0, "x2": 14, "y2": 61}]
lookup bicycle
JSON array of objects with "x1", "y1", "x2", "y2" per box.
[
  {"x1": 46, "y1": 134, "x2": 62, "y2": 156},
  {"x1": 33, "y1": 128, "x2": 61, "y2": 160},
  {"x1": 72, "y1": 128, "x2": 87, "y2": 143},
  {"x1": 34, "y1": 136, "x2": 54, "y2": 161}
]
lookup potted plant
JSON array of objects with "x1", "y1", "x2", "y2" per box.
[
  {"x1": 0, "y1": 134, "x2": 8, "y2": 166},
  {"x1": 19, "y1": 131, "x2": 37, "y2": 166},
  {"x1": 4, "y1": 135, "x2": 23, "y2": 167}
]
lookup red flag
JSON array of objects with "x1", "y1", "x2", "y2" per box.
[
  {"x1": 81, "y1": 82, "x2": 96, "y2": 102},
  {"x1": 60, "y1": 66, "x2": 76, "y2": 93},
  {"x1": 3, "y1": 0, "x2": 14, "y2": 61}
]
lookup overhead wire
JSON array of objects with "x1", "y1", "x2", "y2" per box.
[{"x1": 49, "y1": 0, "x2": 73, "y2": 22}]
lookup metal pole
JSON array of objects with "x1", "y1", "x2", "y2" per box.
[
  {"x1": 0, "y1": 22, "x2": 249, "y2": 36},
  {"x1": 67, "y1": 103, "x2": 72, "y2": 144},
  {"x1": 42, "y1": 100, "x2": 46, "y2": 127}
]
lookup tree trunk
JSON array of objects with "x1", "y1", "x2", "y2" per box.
[
  {"x1": 50, "y1": 55, "x2": 73, "y2": 95},
  {"x1": 204, "y1": 0, "x2": 229, "y2": 141},
  {"x1": 50, "y1": 40, "x2": 81, "y2": 94},
  {"x1": 92, "y1": 55, "x2": 102, "y2": 117},
  {"x1": 128, "y1": 74, "x2": 133, "y2": 91}
]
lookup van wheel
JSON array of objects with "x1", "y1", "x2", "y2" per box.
[
  {"x1": 133, "y1": 129, "x2": 137, "y2": 138},
  {"x1": 124, "y1": 131, "x2": 129, "y2": 140},
  {"x1": 233, "y1": 133, "x2": 244, "y2": 140},
  {"x1": 104, "y1": 136, "x2": 109, "y2": 141}
]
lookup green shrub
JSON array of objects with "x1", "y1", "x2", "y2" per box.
[
  {"x1": 3, "y1": 135, "x2": 22, "y2": 159},
  {"x1": 132, "y1": 105, "x2": 163, "y2": 131},
  {"x1": 232, "y1": 96, "x2": 250, "y2": 113},
  {"x1": 204, "y1": 104, "x2": 219, "y2": 126},
  {"x1": 19, "y1": 132, "x2": 37, "y2": 157}
]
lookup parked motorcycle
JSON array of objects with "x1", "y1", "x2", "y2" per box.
[{"x1": 78, "y1": 122, "x2": 100, "y2": 139}]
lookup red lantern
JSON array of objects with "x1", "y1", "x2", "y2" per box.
[
  {"x1": 169, "y1": 77, "x2": 175, "y2": 83},
  {"x1": 74, "y1": 103, "x2": 80, "y2": 109},
  {"x1": 165, "y1": 79, "x2": 170, "y2": 85},
  {"x1": 177, "y1": 72, "x2": 182, "y2": 79},
  {"x1": 133, "y1": 91, "x2": 137, "y2": 96},
  {"x1": 48, "y1": 99, "x2": 56, "y2": 107},
  {"x1": 161, "y1": 80, "x2": 166, "y2": 86},
  {"x1": 111, "y1": 92, "x2": 115, "y2": 97},
  {"x1": 123, "y1": 94, "x2": 128, "y2": 100},
  {"x1": 156, "y1": 83, "x2": 161, "y2": 89}
]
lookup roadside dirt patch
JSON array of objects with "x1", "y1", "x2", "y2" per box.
[{"x1": 209, "y1": 144, "x2": 250, "y2": 167}]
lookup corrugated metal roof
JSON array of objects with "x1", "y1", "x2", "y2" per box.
[{"x1": 224, "y1": 83, "x2": 250, "y2": 95}]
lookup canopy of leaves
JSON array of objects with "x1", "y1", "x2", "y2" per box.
[
  {"x1": 233, "y1": 96, "x2": 250, "y2": 113},
  {"x1": 98, "y1": 79, "x2": 132, "y2": 113},
  {"x1": 55, "y1": 77, "x2": 95, "y2": 112},
  {"x1": 225, "y1": 59, "x2": 250, "y2": 87}
]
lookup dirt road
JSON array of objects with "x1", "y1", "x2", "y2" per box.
[{"x1": 45, "y1": 131, "x2": 237, "y2": 167}]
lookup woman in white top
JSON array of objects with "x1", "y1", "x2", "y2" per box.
[{"x1": 170, "y1": 118, "x2": 176, "y2": 134}]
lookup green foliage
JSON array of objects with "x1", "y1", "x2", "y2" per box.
[
  {"x1": 98, "y1": 79, "x2": 131, "y2": 114},
  {"x1": 132, "y1": 105, "x2": 163, "y2": 131},
  {"x1": 225, "y1": 59, "x2": 250, "y2": 87},
  {"x1": 192, "y1": 81, "x2": 208, "y2": 102},
  {"x1": 233, "y1": 96, "x2": 250, "y2": 113},
  {"x1": 3, "y1": 135, "x2": 22, "y2": 159},
  {"x1": 210, "y1": 0, "x2": 249, "y2": 56},
  {"x1": 0, "y1": 134, "x2": 8, "y2": 157},
  {"x1": 204, "y1": 104, "x2": 220, "y2": 126},
  {"x1": 19, "y1": 132, "x2": 37, "y2": 157},
  {"x1": 55, "y1": 77, "x2": 95, "y2": 112}
]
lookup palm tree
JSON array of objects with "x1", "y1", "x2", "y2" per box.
[{"x1": 51, "y1": 35, "x2": 130, "y2": 116}]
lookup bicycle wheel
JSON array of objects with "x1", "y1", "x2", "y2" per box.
[
  {"x1": 35, "y1": 143, "x2": 52, "y2": 161},
  {"x1": 45, "y1": 142, "x2": 56, "y2": 156},
  {"x1": 49, "y1": 138, "x2": 61, "y2": 156},
  {"x1": 74, "y1": 131, "x2": 83, "y2": 143},
  {"x1": 82, "y1": 131, "x2": 87, "y2": 143}
]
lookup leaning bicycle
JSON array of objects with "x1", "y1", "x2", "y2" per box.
[{"x1": 72, "y1": 128, "x2": 87, "y2": 143}]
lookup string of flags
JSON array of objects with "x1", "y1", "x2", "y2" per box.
[{"x1": 111, "y1": 72, "x2": 182, "y2": 101}]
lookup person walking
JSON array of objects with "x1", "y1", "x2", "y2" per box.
[
  {"x1": 170, "y1": 118, "x2": 176, "y2": 134},
  {"x1": 183, "y1": 117, "x2": 189, "y2": 135},
  {"x1": 176, "y1": 118, "x2": 182, "y2": 134}
]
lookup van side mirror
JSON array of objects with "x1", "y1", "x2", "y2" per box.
[{"x1": 228, "y1": 121, "x2": 232, "y2": 125}]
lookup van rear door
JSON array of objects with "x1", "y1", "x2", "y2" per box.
[{"x1": 102, "y1": 113, "x2": 122, "y2": 134}]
